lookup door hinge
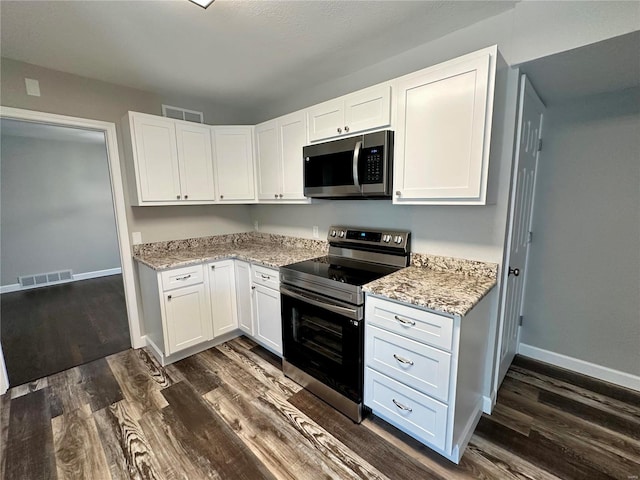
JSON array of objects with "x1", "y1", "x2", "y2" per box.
[
  {"x1": 528, "y1": 231, "x2": 533, "y2": 244},
  {"x1": 537, "y1": 139, "x2": 543, "y2": 152},
  {"x1": 519, "y1": 315, "x2": 524, "y2": 326}
]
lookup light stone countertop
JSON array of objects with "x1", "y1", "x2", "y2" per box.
[{"x1": 133, "y1": 233, "x2": 498, "y2": 316}]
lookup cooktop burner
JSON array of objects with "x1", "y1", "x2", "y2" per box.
[{"x1": 284, "y1": 255, "x2": 401, "y2": 287}]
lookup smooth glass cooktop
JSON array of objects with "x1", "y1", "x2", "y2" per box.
[{"x1": 281, "y1": 255, "x2": 402, "y2": 286}]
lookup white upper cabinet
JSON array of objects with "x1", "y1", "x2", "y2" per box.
[
  {"x1": 393, "y1": 46, "x2": 497, "y2": 205},
  {"x1": 131, "y1": 114, "x2": 181, "y2": 203},
  {"x1": 175, "y1": 123, "x2": 216, "y2": 202},
  {"x1": 255, "y1": 111, "x2": 308, "y2": 203},
  {"x1": 212, "y1": 126, "x2": 256, "y2": 202},
  {"x1": 307, "y1": 84, "x2": 392, "y2": 142}
]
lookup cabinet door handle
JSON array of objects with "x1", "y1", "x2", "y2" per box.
[
  {"x1": 184, "y1": 194, "x2": 188, "y2": 199},
  {"x1": 211, "y1": 265, "x2": 215, "y2": 270},
  {"x1": 392, "y1": 398, "x2": 412, "y2": 412},
  {"x1": 220, "y1": 195, "x2": 224, "y2": 199},
  {"x1": 394, "y1": 315, "x2": 415, "y2": 326},
  {"x1": 279, "y1": 194, "x2": 283, "y2": 198},
  {"x1": 337, "y1": 127, "x2": 342, "y2": 134},
  {"x1": 344, "y1": 126, "x2": 349, "y2": 132},
  {"x1": 167, "y1": 295, "x2": 172, "y2": 300},
  {"x1": 176, "y1": 194, "x2": 181, "y2": 199},
  {"x1": 393, "y1": 354, "x2": 414, "y2": 366},
  {"x1": 176, "y1": 274, "x2": 191, "y2": 281},
  {"x1": 395, "y1": 191, "x2": 401, "y2": 197},
  {"x1": 251, "y1": 286, "x2": 256, "y2": 290},
  {"x1": 275, "y1": 194, "x2": 278, "y2": 199}
]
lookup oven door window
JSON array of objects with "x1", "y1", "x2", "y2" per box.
[{"x1": 282, "y1": 293, "x2": 362, "y2": 403}]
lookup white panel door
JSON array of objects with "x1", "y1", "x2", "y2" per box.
[
  {"x1": 394, "y1": 52, "x2": 491, "y2": 202},
  {"x1": 255, "y1": 120, "x2": 281, "y2": 200},
  {"x1": 496, "y1": 75, "x2": 545, "y2": 388},
  {"x1": 213, "y1": 127, "x2": 256, "y2": 201},
  {"x1": 344, "y1": 84, "x2": 392, "y2": 134},
  {"x1": 133, "y1": 115, "x2": 181, "y2": 202},
  {"x1": 164, "y1": 283, "x2": 212, "y2": 355},
  {"x1": 279, "y1": 111, "x2": 307, "y2": 200},
  {"x1": 175, "y1": 123, "x2": 215, "y2": 201},
  {"x1": 208, "y1": 260, "x2": 238, "y2": 337},
  {"x1": 307, "y1": 98, "x2": 344, "y2": 142},
  {"x1": 253, "y1": 284, "x2": 282, "y2": 355},
  {"x1": 234, "y1": 261, "x2": 254, "y2": 336}
]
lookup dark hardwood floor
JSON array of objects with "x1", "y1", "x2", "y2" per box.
[
  {"x1": 1, "y1": 337, "x2": 639, "y2": 480},
  {"x1": 1, "y1": 275, "x2": 131, "y2": 387}
]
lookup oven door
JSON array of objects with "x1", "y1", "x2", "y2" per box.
[{"x1": 281, "y1": 285, "x2": 364, "y2": 403}]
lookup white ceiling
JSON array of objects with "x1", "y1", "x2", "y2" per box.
[
  {"x1": 519, "y1": 31, "x2": 640, "y2": 105},
  {"x1": 1, "y1": 119, "x2": 106, "y2": 145},
  {"x1": 0, "y1": 0, "x2": 516, "y2": 111}
]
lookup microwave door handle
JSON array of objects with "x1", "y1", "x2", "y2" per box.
[
  {"x1": 353, "y1": 140, "x2": 362, "y2": 191},
  {"x1": 280, "y1": 286, "x2": 360, "y2": 320}
]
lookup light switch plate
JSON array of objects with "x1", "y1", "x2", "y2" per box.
[
  {"x1": 132, "y1": 231, "x2": 142, "y2": 245},
  {"x1": 312, "y1": 226, "x2": 319, "y2": 238},
  {"x1": 25, "y1": 78, "x2": 41, "y2": 97},
  {"x1": 253, "y1": 221, "x2": 259, "y2": 231}
]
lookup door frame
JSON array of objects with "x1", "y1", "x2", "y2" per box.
[{"x1": 0, "y1": 106, "x2": 142, "y2": 393}]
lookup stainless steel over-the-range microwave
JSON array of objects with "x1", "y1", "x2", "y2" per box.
[{"x1": 303, "y1": 130, "x2": 393, "y2": 199}]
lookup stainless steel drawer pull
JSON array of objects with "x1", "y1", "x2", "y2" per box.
[
  {"x1": 260, "y1": 274, "x2": 270, "y2": 279},
  {"x1": 176, "y1": 274, "x2": 192, "y2": 281},
  {"x1": 394, "y1": 315, "x2": 415, "y2": 326},
  {"x1": 392, "y1": 398, "x2": 412, "y2": 412},
  {"x1": 393, "y1": 354, "x2": 414, "y2": 366}
]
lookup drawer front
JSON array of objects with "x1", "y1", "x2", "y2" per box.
[
  {"x1": 366, "y1": 325, "x2": 451, "y2": 402},
  {"x1": 366, "y1": 296, "x2": 453, "y2": 351},
  {"x1": 252, "y1": 264, "x2": 279, "y2": 290},
  {"x1": 365, "y1": 368, "x2": 448, "y2": 451},
  {"x1": 161, "y1": 264, "x2": 204, "y2": 291}
]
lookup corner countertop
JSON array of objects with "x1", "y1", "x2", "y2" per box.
[
  {"x1": 363, "y1": 253, "x2": 498, "y2": 317},
  {"x1": 133, "y1": 233, "x2": 498, "y2": 317},
  {"x1": 132, "y1": 232, "x2": 327, "y2": 271}
]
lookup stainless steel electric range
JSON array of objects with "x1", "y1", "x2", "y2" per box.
[{"x1": 280, "y1": 226, "x2": 411, "y2": 422}]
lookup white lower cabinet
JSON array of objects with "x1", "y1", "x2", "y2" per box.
[
  {"x1": 251, "y1": 266, "x2": 283, "y2": 356},
  {"x1": 235, "y1": 261, "x2": 254, "y2": 336},
  {"x1": 207, "y1": 260, "x2": 238, "y2": 337},
  {"x1": 364, "y1": 294, "x2": 493, "y2": 464},
  {"x1": 164, "y1": 283, "x2": 212, "y2": 355}
]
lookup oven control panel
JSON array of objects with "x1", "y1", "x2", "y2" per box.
[{"x1": 328, "y1": 226, "x2": 410, "y2": 252}]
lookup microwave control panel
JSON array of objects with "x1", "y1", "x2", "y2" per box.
[{"x1": 362, "y1": 147, "x2": 384, "y2": 184}]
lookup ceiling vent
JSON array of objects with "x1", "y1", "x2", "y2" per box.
[{"x1": 162, "y1": 105, "x2": 204, "y2": 124}]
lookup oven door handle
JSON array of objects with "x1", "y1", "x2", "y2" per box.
[{"x1": 280, "y1": 286, "x2": 360, "y2": 320}]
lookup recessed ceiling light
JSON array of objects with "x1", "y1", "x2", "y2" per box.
[{"x1": 189, "y1": 0, "x2": 215, "y2": 9}]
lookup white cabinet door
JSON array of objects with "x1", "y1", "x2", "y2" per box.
[
  {"x1": 279, "y1": 111, "x2": 307, "y2": 200},
  {"x1": 253, "y1": 284, "x2": 282, "y2": 355},
  {"x1": 132, "y1": 114, "x2": 181, "y2": 202},
  {"x1": 307, "y1": 97, "x2": 344, "y2": 142},
  {"x1": 344, "y1": 84, "x2": 392, "y2": 135},
  {"x1": 255, "y1": 120, "x2": 281, "y2": 200},
  {"x1": 175, "y1": 122, "x2": 215, "y2": 201},
  {"x1": 234, "y1": 261, "x2": 254, "y2": 336},
  {"x1": 207, "y1": 260, "x2": 238, "y2": 337},
  {"x1": 213, "y1": 126, "x2": 256, "y2": 202},
  {"x1": 394, "y1": 49, "x2": 494, "y2": 204},
  {"x1": 163, "y1": 283, "x2": 212, "y2": 355}
]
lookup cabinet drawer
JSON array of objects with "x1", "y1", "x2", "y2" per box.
[
  {"x1": 365, "y1": 368, "x2": 448, "y2": 451},
  {"x1": 366, "y1": 325, "x2": 451, "y2": 402},
  {"x1": 252, "y1": 265, "x2": 279, "y2": 290},
  {"x1": 366, "y1": 296, "x2": 453, "y2": 351},
  {"x1": 161, "y1": 264, "x2": 204, "y2": 291}
]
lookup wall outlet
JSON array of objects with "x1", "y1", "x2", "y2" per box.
[
  {"x1": 25, "y1": 78, "x2": 41, "y2": 97},
  {"x1": 254, "y1": 220, "x2": 259, "y2": 232},
  {"x1": 312, "y1": 226, "x2": 319, "y2": 238},
  {"x1": 132, "y1": 231, "x2": 142, "y2": 245}
]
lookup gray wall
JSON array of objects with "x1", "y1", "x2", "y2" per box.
[
  {"x1": 1, "y1": 133, "x2": 120, "y2": 285},
  {"x1": 0, "y1": 57, "x2": 254, "y2": 244},
  {"x1": 522, "y1": 88, "x2": 640, "y2": 376}
]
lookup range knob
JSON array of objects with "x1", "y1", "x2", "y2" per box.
[
  {"x1": 382, "y1": 234, "x2": 391, "y2": 243},
  {"x1": 339, "y1": 230, "x2": 346, "y2": 238},
  {"x1": 330, "y1": 229, "x2": 337, "y2": 237},
  {"x1": 394, "y1": 235, "x2": 403, "y2": 244}
]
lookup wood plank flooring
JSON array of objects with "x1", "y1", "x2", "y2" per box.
[
  {"x1": 1, "y1": 275, "x2": 131, "y2": 386},
  {"x1": 1, "y1": 338, "x2": 639, "y2": 480}
]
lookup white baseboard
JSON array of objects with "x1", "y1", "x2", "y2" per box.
[
  {"x1": 482, "y1": 393, "x2": 495, "y2": 414},
  {"x1": 0, "y1": 267, "x2": 122, "y2": 294},
  {"x1": 518, "y1": 343, "x2": 640, "y2": 392}
]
